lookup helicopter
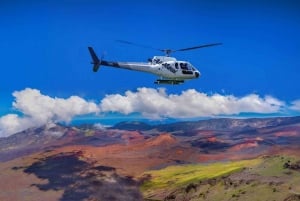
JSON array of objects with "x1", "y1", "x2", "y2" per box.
[{"x1": 88, "y1": 40, "x2": 222, "y2": 84}]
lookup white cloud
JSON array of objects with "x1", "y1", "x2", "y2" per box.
[
  {"x1": 100, "y1": 88, "x2": 285, "y2": 118},
  {"x1": 93, "y1": 123, "x2": 109, "y2": 130},
  {"x1": 290, "y1": 100, "x2": 300, "y2": 111},
  {"x1": 0, "y1": 87, "x2": 296, "y2": 138},
  {"x1": 12, "y1": 88, "x2": 100, "y2": 123},
  {"x1": 0, "y1": 114, "x2": 36, "y2": 137},
  {"x1": 0, "y1": 88, "x2": 100, "y2": 137}
]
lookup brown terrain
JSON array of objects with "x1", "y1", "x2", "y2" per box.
[{"x1": 0, "y1": 117, "x2": 300, "y2": 201}]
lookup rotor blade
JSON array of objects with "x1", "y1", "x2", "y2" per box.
[
  {"x1": 116, "y1": 40, "x2": 160, "y2": 51},
  {"x1": 175, "y1": 43, "x2": 222, "y2": 52}
]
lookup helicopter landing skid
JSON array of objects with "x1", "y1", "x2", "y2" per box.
[{"x1": 154, "y1": 79, "x2": 184, "y2": 85}]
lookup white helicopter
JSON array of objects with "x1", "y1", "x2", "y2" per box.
[{"x1": 88, "y1": 40, "x2": 222, "y2": 84}]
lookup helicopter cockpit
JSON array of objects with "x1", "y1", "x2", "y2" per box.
[
  {"x1": 158, "y1": 60, "x2": 199, "y2": 77},
  {"x1": 175, "y1": 62, "x2": 195, "y2": 71},
  {"x1": 176, "y1": 61, "x2": 198, "y2": 77}
]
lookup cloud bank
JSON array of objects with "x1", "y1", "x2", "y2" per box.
[
  {"x1": 0, "y1": 88, "x2": 99, "y2": 137},
  {"x1": 0, "y1": 87, "x2": 297, "y2": 137},
  {"x1": 290, "y1": 100, "x2": 300, "y2": 111},
  {"x1": 100, "y1": 88, "x2": 284, "y2": 118}
]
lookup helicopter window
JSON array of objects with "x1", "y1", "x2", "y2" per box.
[
  {"x1": 175, "y1": 62, "x2": 178, "y2": 69},
  {"x1": 180, "y1": 63, "x2": 188, "y2": 70}
]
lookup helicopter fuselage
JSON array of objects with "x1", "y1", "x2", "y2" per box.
[
  {"x1": 88, "y1": 47, "x2": 202, "y2": 84},
  {"x1": 89, "y1": 41, "x2": 221, "y2": 84},
  {"x1": 99, "y1": 56, "x2": 200, "y2": 83}
]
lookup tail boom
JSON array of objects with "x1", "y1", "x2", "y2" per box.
[{"x1": 88, "y1": 47, "x2": 101, "y2": 72}]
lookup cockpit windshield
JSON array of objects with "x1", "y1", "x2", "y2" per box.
[{"x1": 179, "y1": 62, "x2": 194, "y2": 71}]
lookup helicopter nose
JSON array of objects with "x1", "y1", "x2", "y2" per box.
[{"x1": 195, "y1": 71, "x2": 200, "y2": 78}]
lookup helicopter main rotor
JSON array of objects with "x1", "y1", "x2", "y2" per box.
[{"x1": 116, "y1": 40, "x2": 222, "y2": 56}]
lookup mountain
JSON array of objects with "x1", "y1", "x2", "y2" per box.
[
  {"x1": 0, "y1": 116, "x2": 300, "y2": 201},
  {"x1": 113, "y1": 121, "x2": 153, "y2": 131},
  {"x1": 112, "y1": 116, "x2": 300, "y2": 132}
]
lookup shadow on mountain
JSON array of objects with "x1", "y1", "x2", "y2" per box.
[
  {"x1": 191, "y1": 140, "x2": 231, "y2": 153},
  {"x1": 17, "y1": 151, "x2": 143, "y2": 201}
]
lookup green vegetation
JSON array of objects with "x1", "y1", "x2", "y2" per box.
[
  {"x1": 252, "y1": 155, "x2": 296, "y2": 176},
  {"x1": 141, "y1": 155, "x2": 300, "y2": 201},
  {"x1": 141, "y1": 158, "x2": 261, "y2": 191}
]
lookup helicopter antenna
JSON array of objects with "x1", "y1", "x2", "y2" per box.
[{"x1": 116, "y1": 40, "x2": 222, "y2": 56}]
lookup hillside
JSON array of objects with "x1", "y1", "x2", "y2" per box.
[
  {"x1": 141, "y1": 155, "x2": 300, "y2": 201},
  {"x1": 0, "y1": 116, "x2": 300, "y2": 201}
]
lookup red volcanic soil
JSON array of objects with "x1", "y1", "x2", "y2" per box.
[
  {"x1": 52, "y1": 133, "x2": 198, "y2": 176},
  {"x1": 2, "y1": 117, "x2": 300, "y2": 201},
  {"x1": 198, "y1": 139, "x2": 268, "y2": 162},
  {"x1": 274, "y1": 130, "x2": 299, "y2": 137},
  {"x1": 121, "y1": 130, "x2": 145, "y2": 143},
  {"x1": 143, "y1": 133, "x2": 177, "y2": 147},
  {"x1": 229, "y1": 140, "x2": 259, "y2": 152},
  {"x1": 0, "y1": 133, "x2": 185, "y2": 201},
  {"x1": 207, "y1": 136, "x2": 217, "y2": 143},
  {"x1": 0, "y1": 151, "x2": 144, "y2": 201}
]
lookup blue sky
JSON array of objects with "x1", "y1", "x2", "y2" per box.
[{"x1": 0, "y1": 0, "x2": 300, "y2": 136}]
